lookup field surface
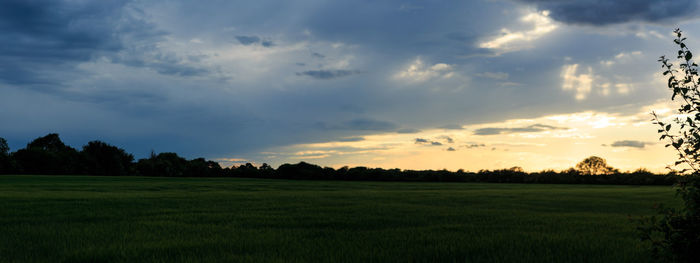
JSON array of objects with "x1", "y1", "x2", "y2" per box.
[{"x1": 0, "y1": 175, "x2": 678, "y2": 262}]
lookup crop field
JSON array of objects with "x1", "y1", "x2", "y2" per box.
[{"x1": 0, "y1": 175, "x2": 679, "y2": 262}]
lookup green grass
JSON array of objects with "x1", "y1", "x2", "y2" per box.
[{"x1": 0, "y1": 175, "x2": 679, "y2": 262}]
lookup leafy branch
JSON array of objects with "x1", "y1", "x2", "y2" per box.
[{"x1": 655, "y1": 28, "x2": 700, "y2": 174}]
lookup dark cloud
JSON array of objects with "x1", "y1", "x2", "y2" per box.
[
  {"x1": 465, "y1": 143, "x2": 486, "y2": 149},
  {"x1": 446, "y1": 147, "x2": 456, "y2": 151},
  {"x1": 474, "y1": 124, "x2": 566, "y2": 135},
  {"x1": 415, "y1": 138, "x2": 429, "y2": 144},
  {"x1": 311, "y1": 52, "x2": 325, "y2": 58},
  {"x1": 438, "y1": 135, "x2": 454, "y2": 143},
  {"x1": 0, "y1": 0, "x2": 214, "y2": 85},
  {"x1": 235, "y1": 35, "x2": 261, "y2": 45},
  {"x1": 610, "y1": 140, "x2": 648, "y2": 148},
  {"x1": 397, "y1": 128, "x2": 421, "y2": 134},
  {"x1": 338, "y1": 136, "x2": 364, "y2": 142},
  {"x1": 235, "y1": 35, "x2": 274, "y2": 47},
  {"x1": 439, "y1": 124, "x2": 464, "y2": 130},
  {"x1": 0, "y1": 0, "x2": 159, "y2": 85},
  {"x1": 296, "y1": 70, "x2": 361, "y2": 80},
  {"x1": 515, "y1": 0, "x2": 699, "y2": 26},
  {"x1": 415, "y1": 138, "x2": 443, "y2": 146},
  {"x1": 111, "y1": 53, "x2": 210, "y2": 77},
  {"x1": 333, "y1": 118, "x2": 397, "y2": 131}
]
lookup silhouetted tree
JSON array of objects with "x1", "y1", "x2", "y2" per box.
[
  {"x1": 0, "y1": 137, "x2": 14, "y2": 174},
  {"x1": 277, "y1": 162, "x2": 324, "y2": 179},
  {"x1": 136, "y1": 152, "x2": 188, "y2": 177},
  {"x1": 259, "y1": 163, "x2": 275, "y2": 177},
  {"x1": 0, "y1": 137, "x2": 8, "y2": 156},
  {"x1": 81, "y1": 140, "x2": 134, "y2": 176},
  {"x1": 184, "y1": 158, "x2": 222, "y2": 177},
  {"x1": 576, "y1": 156, "x2": 616, "y2": 175},
  {"x1": 12, "y1": 134, "x2": 81, "y2": 174}
]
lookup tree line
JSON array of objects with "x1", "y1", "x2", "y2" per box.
[{"x1": 0, "y1": 133, "x2": 680, "y2": 185}]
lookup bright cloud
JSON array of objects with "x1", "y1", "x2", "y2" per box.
[
  {"x1": 394, "y1": 58, "x2": 454, "y2": 83},
  {"x1": 479, "y1": 10, "x2": 557, "y2": 52},
  {"x1": 561, "y1": 64, "x2": 595, "y2": 100}
]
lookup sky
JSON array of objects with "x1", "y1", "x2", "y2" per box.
[{"x1": 2, "y1": 0, "x2": 700, "y2": 172}]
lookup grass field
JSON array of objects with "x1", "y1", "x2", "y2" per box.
[{"x1": 0, "y1": 175, "x2": 679, "y2": 262}]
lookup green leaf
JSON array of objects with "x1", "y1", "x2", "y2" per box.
[
  {"x1": 666, "y1": 124, "x2": 671, "y2": 131},
  {"x1": 686, "y1": 51, "x2": 693, "y2": 61}
]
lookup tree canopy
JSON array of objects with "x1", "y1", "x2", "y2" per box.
[{"x1": 575, "y1": 156, "x2": 617, "y2": 175}]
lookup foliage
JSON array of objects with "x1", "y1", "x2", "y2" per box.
[
  {"x1": 0, "y1": 137, "x2": 8, "y2": 156},
  {"x1": 82, "y1": 141, "x2": 134, "y2": 176},
  {"x1": 576, "y1": 156, "x2": 618, "y2": 175},
  {"x1": 640, "y1": 28, "x2": 700, "y2": 262},
  {"x1": 12, "y1": 133, "x2": 82, "y2": 175},
  {"x1": 0, "y1": 137, "x2": 14, "y2": 174},
  {"x1": 637, "y1": 178, "x2": 700, "y2": 262}
]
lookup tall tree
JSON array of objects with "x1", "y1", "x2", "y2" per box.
[
  {"x1": 0, "y1": 137, "x2": 8, "y2": 156},
  {"x1": 13, "y1": 134, "x2": 81, "y2": 174},
  {"x1": 575, "y1": 156, "x2": 616, "y2": 175},
  {"x1": 82, "y1": 140, "x2": 134, "y2": 176},
  {"x1": 0, "y1": 137, "x2": 13, "y2": 174}
]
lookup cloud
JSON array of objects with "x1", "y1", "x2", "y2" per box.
[
  {"x1": 437, "y1": 135, "x2": 454, "y2": 143},
  {"x1": 338, "y1": 136, "x2": 364, "y2": 142},
  {"x1": 475, "y1": 72, "x2": 509, "y2": 80},
  {"x1": 296, "y1": 70, "x2": 361, "y2": 80},
  {"x1": 561, "y1": 64, "x2": 595, "y2": 100},
  {"x1": 332, "y1": 118, "x2": 397, "y2": 131},
  {"x1": 393, "y1": 58, "x2": 454, "y2": 83},
  {"x1": 514, "y1": 0, "x2": 700, "y2": 26},
  {"x1": 235, "y1": 35, "x2": 274, "y2": 47},
  {"x1": 439, "y1": 124, "x2": 464, "y2": 130},
  {"x1": 610, "y1": 140, "x2": 648, "y2": 148},
  {"x1": 415, "y1": 138, "x2": 443, "y2": 146},
  {"x1": 465, "y1": 143, "x2": 486, "y2": 148},
  {"x1": 479, "y1": 10, "x2": 557, "y2": 52},
  {"x1": 600, "y1": 51, "x2": 642, "y2": 67},
  {"x1": 474, "y1": 124, "x2": 566, "y2": 135},
  {"x1": 397, "y1": 128, "x2": 421, "y2": 134},
  {"x1": 235, "y1": 35, "x2": 261, "y2": 45},
  {"x1": 0, "y1": 0, "x2": 165, "y2": 85},
  {"x1": 415, "y1": 138, "x2": 429, "y2": 144},
  {"x1": 446, "y1": 147, "x2": 456, "y2": 151}
]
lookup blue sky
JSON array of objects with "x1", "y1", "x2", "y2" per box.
[{"x1": 2, "y1": 0, "x2": 700, "y2": 171}]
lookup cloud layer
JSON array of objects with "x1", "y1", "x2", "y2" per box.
[
  {"x1": 515, "y1": 0, "x2": 699, "y2": 25},
  {"x1": 474, "y1": 124, "x2": 566, "y2": 135},
  {"x1": 0, "y1": 0, "x2": 689, "y2": 168}
]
